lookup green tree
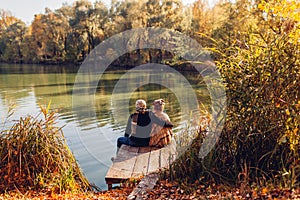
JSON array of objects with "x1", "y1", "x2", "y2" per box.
[
  {"x1": 68, "y1": 0, "x2": 108, "y2": 62},
  {"x1": 20, "y1": 31, "x2": 38, "y2": 63},
  {"x1": 104, "y1": 0, "x2": 132, "y2": 37},
  {"x1": 0, "y1": 10, "x2": 21, "y2": 61},
  {"x1": 1, "y1": 21, "x2": 27, "y2": 63}
]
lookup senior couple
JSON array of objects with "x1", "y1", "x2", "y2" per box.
[{"x1": 117, "y1": 99, "x2": 173, "y2": 152}]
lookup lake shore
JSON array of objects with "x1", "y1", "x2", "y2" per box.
[{"x1": 0, "y1": 61, "x2": 210, "y2": 73}]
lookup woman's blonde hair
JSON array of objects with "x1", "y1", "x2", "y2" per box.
[{"x1": 153, "y1": 99, "x2": 165, "y2": 111}]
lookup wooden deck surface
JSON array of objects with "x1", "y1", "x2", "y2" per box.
[{"x1": 105, "y1": 142, "x2": 176, "y2": 190}]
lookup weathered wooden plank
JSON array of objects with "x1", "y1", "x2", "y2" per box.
[
  {"x1": 105, "y1": 142, "x2": 177, "y2": 190},
  {"x1": 105, "y1": 145, "x2": 139, "y2": 185},
  {"x1": 127, "y1": 173, "x2": 159, "y2": 200},
  {"x1": 138, "y1": 146, "x2": 152, "y2": 153},
  {"x1": 121, "y1": 145, "x2": 139, "y2": 153},
  {"x1": 147, "y1": 148, "x2": 161, "y2": 173},
  {"x1": 131, "y1": 147, "x2": 152, "y2": 178}
]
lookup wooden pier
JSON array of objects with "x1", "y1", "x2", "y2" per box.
[{"x1": 105, "y1": 142, "x2": 176, "y2": 190}]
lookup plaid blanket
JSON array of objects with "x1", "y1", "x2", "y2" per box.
[{"x1": 149, "y1": 124, "x2": 173, "y2": 148}]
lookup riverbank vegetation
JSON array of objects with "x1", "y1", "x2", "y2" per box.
[
  {"x1": 164, "y1": 0, "x2": 300, "y2": 194},
  {"x1": 0, "y1": 0, "x2": 299, "y2": 199},
  {"x1": 0, "y1": 104, "x2": 92, "y2": 194}
]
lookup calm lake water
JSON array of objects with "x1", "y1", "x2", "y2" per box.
[{"x1": 0, "y1": 63, "x2": 210, "y2": 190}]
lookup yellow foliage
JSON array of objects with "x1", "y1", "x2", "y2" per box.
[
  {"x1": 258, "y1": 0, "x2": 300, "y2": 20},
  {"x1": 258, "y1": 0, "x2": 300, "y2": 42}
]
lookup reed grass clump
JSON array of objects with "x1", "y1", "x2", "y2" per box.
[{"x1": 0, "y1": 105, "x2": 91, "y2": 193}]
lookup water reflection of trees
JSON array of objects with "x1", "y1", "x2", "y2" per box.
[
  {"x1": 0, "y1": 65, "x2": 211, "y2": 131},
  {"x1": 0, "y1": 64, "x2": 76, "y2": 121}
]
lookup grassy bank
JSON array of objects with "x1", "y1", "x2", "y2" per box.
[{"x1": 0, "y1": 104, "x2": 92, "y2": 194}]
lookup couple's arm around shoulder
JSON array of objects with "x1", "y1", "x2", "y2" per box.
[{"x1": 150, "y1": 111, "x2": 173, "y2": 128}]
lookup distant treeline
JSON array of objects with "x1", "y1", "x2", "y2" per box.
[{"x1": 0, "y1": 0, "x2": 253, "y2": 66}]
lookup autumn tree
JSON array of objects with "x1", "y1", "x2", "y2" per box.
[
  {"x1": 29, "y1": 8, "x2": 71, "y2": 63},
  {"x1": 104, "y1": 0, "x2": 136, "y2": 37},
  {"x1": 66, "y1": 0, "x2": 108, "y2": 62},
  {"x1": 209, "y1": 0, "x2": 258, "y2": 52},
  {"x1": 20, "y1": 26, "x2": 38, "y2": 63},
  {"x1": 44, "y1": 9, "x2": 71, "y2": 62},
  {"x1": 1, "y1": 21, "x2": 27, "y2": 63},
  {"x1": 0, "y1": 10, "x2": 23, "y2": 61},
  {"x1": 0, "y1": 10, "x2": 20, "y2": 35}
]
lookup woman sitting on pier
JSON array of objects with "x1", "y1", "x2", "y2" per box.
[{"x1": 149, "y1": 99, "x2": 173, "y2": 148}]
